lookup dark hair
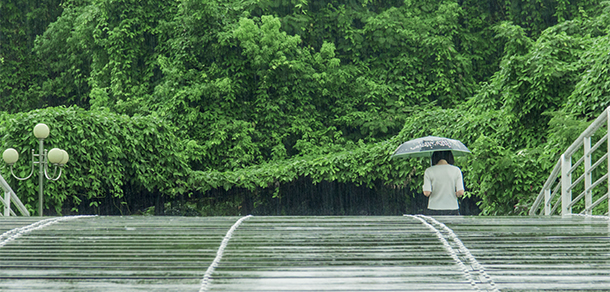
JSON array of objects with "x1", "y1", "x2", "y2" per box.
[{"x1": 431, "y1": 150, "x2": 455, "y2": 165}]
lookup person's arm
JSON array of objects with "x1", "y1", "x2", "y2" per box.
[
  {"x1": 423, "y1": 169, "x2": 432, "y2": 197},
  {"x1": 455, "y1": 190, "x2": 464, "y2": 198},
  {"x1": 455, "y1": 168, "x2": 465, "y2": 198}
]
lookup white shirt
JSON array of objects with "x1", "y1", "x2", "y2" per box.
[{"x1": 423, "y1": 164, "x2": 464, "y2": 210}]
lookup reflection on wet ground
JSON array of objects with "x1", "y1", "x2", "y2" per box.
[{"x1": 0, "y1": 215, "x2": 608, "y2": 291}]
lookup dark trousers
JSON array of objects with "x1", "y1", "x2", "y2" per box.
[{"x1": 425, "y1": 209, "x2": 460, "y2": 216}]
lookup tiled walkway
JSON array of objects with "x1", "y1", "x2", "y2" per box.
[{"x1": 0, "y1": 215, "x2": 608, "y2": 291}]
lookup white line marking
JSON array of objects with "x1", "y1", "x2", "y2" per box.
[
  {"x1": 0, "y1": 216, "x2": 95, "y2": 248},
  {"x1": 405, "y1": 215, "x2": 499, "y2": 292},
  {"x1": 199, "y1": 215, "x2": 252, "y2": 292}
]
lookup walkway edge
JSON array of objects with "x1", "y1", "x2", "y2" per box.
[
  {"x1": 0, "y1": 216, "x2": 96, "y2": 248},
  {"x1": 405, "y1": 215, "x2": 499, "y2": 292},
  {"x1": 199, "y1": 215, "x2": 253, "y2": 292}
]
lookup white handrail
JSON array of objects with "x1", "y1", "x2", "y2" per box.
[
  {"x1": 530, "y1": 106, "x2": 610, "y2": 216},
  {"x1": 530, "y1": 160, "x2": 560, "y2": 215},
  {"x1": 0, "y1": 173, "x2": 30, "y2": 216}
]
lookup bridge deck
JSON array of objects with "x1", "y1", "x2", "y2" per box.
[{"x1": 0, "y1": 216, "x2": 608, "y2": 291}]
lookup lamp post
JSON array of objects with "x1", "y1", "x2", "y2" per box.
[{"x1": 2, "y1": 123, "x2": 69, "y2": 216}]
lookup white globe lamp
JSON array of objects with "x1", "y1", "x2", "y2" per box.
[
  {"x1": 2, "y1": 148, "x2": 19, "y2": 165},
  {"x1": 33, "y1": 123, "x2": 50, "y2": 139},
  {"x1": 47, "y1": 148, "x2": 64, "y2": 164},
  {"x1": 60, "y1": 150, "x2": 69, "y2": 165}
]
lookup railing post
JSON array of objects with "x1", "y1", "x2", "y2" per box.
[
  {"x1": 544, "y1": 188, "x2": 551, "y2": 215},
  {"x1": 584, "y1": 136, "x2": 592, "y2": 215},
  {"x1": 4, "y1": 190, "x2": 9, "y2": 216},
  {"x1": 607, "y1": 109, "x2": 610, "y2": 216},
  {"x1": 561, "y1": 154, "x2": 572, "y2": 216}
]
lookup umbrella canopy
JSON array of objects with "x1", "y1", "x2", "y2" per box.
[{"x1": 391, "y1": 136, "x2": 471, "y2": 159}]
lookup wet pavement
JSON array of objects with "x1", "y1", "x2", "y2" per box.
[{"x1": 0, "y1": 215, "x2": 608, "y2": 291}]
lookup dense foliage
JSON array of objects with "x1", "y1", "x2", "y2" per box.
[
  {"x1": 1, "y1": 0, "x2": 608, "y2": 216},
  {"x1": 0, "y1": 107, "x2": 189, "y2": 214}
]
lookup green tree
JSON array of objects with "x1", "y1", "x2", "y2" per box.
[
  {"x1": 0, "y1": 106, "x2": 189, "y2": 215},
  {"x1": 0, "y1": 0, "x2": 64, "y2": 112}
]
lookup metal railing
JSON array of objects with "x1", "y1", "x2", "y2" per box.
[
  {"x1": 530, "y1": 106, "x2": 610, "y2": 216},
  {"x1": 0, "y1": 173, "x2": 30, "y2": 216}
]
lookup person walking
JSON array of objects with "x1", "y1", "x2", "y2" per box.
[{"x1": 422, "y1": 150, "x2": 464, "y2": 215}]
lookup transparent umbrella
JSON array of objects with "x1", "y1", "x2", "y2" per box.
[{"x1": 391, "y1": 136, "x2": 471, "y2": 159}]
